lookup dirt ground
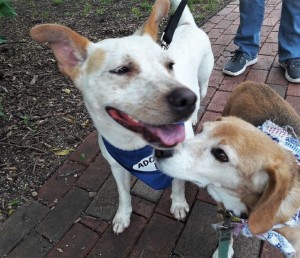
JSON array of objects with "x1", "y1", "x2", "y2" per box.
[{"x1": 0, "y1": 0, "x2": 230, "y2": 223}]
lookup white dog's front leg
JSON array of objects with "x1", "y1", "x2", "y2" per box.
[
  {"x1": 110, "y1": 164, "x2": 132, "y2": 234},
  {"x1": 170, "y1": 178, "x2": 189, "y2": 220}
]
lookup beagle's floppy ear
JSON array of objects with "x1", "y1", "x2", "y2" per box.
[
  {"x1": 248, "y1": 162, "x2": 291, "y2": 235},
  {"x1": 30, "y1": 24, "x2": 91, "y2": 80},
  {"x1": 135, "y1": 0, "x2": 170, "y2": 40}
]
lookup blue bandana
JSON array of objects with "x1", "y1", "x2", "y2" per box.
[{"x1": 102, "y1": 137, "x2": 173, "y2": 190}]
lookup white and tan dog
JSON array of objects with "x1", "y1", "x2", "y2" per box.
[
  {"x1": 156, "y1": 82, "x2": 300, "y2": 257},
  {"x1": 30, "y1": 0, "x2": 214, "y2": 233}
]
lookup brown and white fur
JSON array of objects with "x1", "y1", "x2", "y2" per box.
[
  {"x1": 156, "y1": 81, "x2": 300, "y2": 257},
  {"x1": 30, "y1": 0, "x2": 214, "y2": 234}
]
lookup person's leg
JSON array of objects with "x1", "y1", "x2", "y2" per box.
[
  {"x1": 278, "y1": 0, "x2": 300, "y2": 62},
  {"x1": 223, "y1": 0, "x2": 265, "y2": 76},
  {"x1": 278, "y1": 0, "x2": 300, "y2": 83},
  {"x1": 235, "y1": 0, "x2": 265, "y2": 59}
]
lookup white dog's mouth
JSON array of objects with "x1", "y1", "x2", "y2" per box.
[{"x1": 106, "y1": 107, "x2": 185, "y2": 148}]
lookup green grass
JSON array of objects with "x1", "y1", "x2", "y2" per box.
[
  {"x1": 131, "y1": 6, "x2": 141, "y2": 17},
  {"x1": 189, "y1": 0, "x2": 230, "y2": 25},
  {"x1": 20, "y1": 114, "x2": 30, "y2": 126},
  {"x1": 20, "y1": 113, "x2": 36, "y2": 132},
  {"x1": 83, "y1": 2, "x2": 91, "y2": 16},
  {"x1": 96, "y1": 7, "x2": 104, "y2": 16},
  {"x1": 141, "y1": 1, "x2": 152, "y2": 12},
  {"x1": 131, "y1": 0, "x2": 153, "y2": 17},
  {"x1": 99, "y1": 0, "x2": 112, "y2": 4},
  {"x1": 52, "y1": 0, "x2": 63, "y2": 5},
  {"x1": 162, "y1": 0, "x2": 228, "y2": 25},
  {"x1": 8, "y1": 199, "x2": 20, "y2": 207},
  {"x1": 42, "y1": 10, "x2": 49, "y2": 19}
]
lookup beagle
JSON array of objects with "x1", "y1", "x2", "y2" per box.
[{"x1": 156, "y1": 81, "x2": 300, "y2": 257}]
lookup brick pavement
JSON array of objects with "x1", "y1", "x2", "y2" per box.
[{"x1": 1, "y1": 0, "x2": 299, "y2": 257}]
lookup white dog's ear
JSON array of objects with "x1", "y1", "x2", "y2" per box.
[
  {"x1": 135, "y1": 0, "x2": 170, "y2": 40},
  {"x1": 248, "y1": 162, "x2": 291, "y2": 235},
  {"x1": 30, "y1": 24, "x2": 90, "y2": 80}
]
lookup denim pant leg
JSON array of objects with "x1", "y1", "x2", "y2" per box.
[
  {"x1": 234, "y1": 0, "x2": 265, "y2": 59},
  {"x1": 278, "y1": 0, "x2": 300, "y2": 63}
]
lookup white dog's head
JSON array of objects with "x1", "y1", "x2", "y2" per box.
[
  {"x1": 156, "y1": 116, "x2": 298, "y2": 234},
  {"x1": 30, "y1": 0, "x2": 197, "y2": 149}
]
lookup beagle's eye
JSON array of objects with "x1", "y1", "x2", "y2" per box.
[
  {"x1": 109, "y1": 66, "x2": 130, "y2": 75},
  {"x1": 211, "y1": 148, "x2": 229, "y2": 162}
]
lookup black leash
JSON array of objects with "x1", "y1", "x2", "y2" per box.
[{"x1": 160, "y1": 0, "x2": 188, "y2": 49}]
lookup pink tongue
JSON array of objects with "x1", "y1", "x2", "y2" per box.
[{"x1": 147, "y1": 123, "x2": 185, "y2": 146}]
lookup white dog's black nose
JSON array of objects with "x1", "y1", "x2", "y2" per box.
[
  {"x1": 154, "y1": 149, "x2": 174, "y2": 158},
  {"x1": 167, "y1": 88, "x2": 196, "y2": 117}
]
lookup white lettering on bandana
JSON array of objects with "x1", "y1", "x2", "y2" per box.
[{"x1": 133, "y1": 155, "x2": 158, "y2": 172}]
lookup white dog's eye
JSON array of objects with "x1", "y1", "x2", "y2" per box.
[
  {"x1": 211, "y1": 148, "x2": 229, "y2": 162},
  {"x1": 109, "y1": 66, "x2": 129, "y2": 75}
]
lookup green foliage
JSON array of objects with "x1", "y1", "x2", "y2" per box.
[
  {"x1": 0, "y1": 0, "x2": 16, "y2": 17},
  {"x1": 0, "y1": 0, "x2": 16, "y2": 44}
]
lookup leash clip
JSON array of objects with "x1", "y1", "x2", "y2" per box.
[
  {"x1": 160, "y1": 32, "x2": 169, "y2": 50},
  {"x1": 217, "y1": 210, "x2": 233, "y2": 239},
  {"x1": 223, "y1": 210, "x2": 233, "y2": 228}
]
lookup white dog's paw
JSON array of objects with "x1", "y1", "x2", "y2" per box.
[
  {"x1": 170, "y1": 200, "x2": 190, "y2": 220},
  {"x1": 112, "y1": 211, "x2": 131, "y2": 234}
]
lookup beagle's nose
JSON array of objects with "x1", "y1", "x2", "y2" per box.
[
  {"x1": 167, "y1": 87, "x2": 196, "y2": 118},
  {"x1": 154, "y1": 149, "x2": 174, "y2": 158}
]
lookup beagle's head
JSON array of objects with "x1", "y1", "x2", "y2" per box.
[{"x1": 156, "y1": 116, "x2": 297, "y2": 234}]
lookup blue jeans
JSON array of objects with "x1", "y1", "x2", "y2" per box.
[{"x1": 234, "y1": 0, "x2": 300, "y2": 63}]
